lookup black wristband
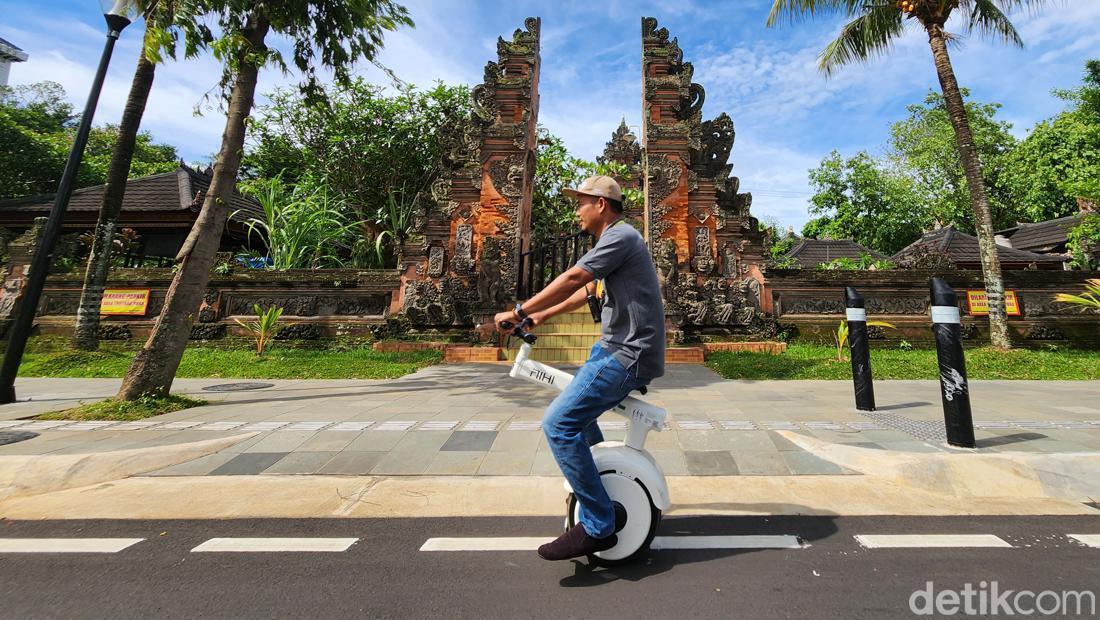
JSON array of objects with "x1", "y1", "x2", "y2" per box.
[{"x1": 514, "y1": 303, "x2": 528, "y2": 320}]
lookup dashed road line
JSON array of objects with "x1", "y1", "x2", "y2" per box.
[
  {"x1": 855, "y1": 534, "x2": 1013, "y2": 549},
  {"x1": 420, "y1": 535, "x2": 807, "y2": 552},
  {"x1": 0, "y1": 538, "x2": 145, "y2": 553},
  {"x1": 191, "y1": 538, "x2": 359, "y2": 553},
  {"x1": 1068, "y1": 534, "x2": 1100, "y2": 548}
]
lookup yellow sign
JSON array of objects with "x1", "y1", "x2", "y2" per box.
[
  {"x1": 965, "y1": 290, "x2": 1020, "y2": 316},
  {"x1": 100, "y1": 289, "x2": 151, "y2": 316}
]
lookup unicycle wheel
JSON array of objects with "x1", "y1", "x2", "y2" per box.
[{"x1": 566, "y1": 473, "x2": 661, "y2": 567}]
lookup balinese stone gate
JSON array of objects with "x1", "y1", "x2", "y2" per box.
[
  {"x1": 397, "y1": 18, "x2": 541, "y2": 328},
  {"x1": 640, "y1": 16, "x2": 771, "y2": 340}
]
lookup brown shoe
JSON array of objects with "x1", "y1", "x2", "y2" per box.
[{"x1": 538, "y1": 523, "x2": 617, "y2": 561}]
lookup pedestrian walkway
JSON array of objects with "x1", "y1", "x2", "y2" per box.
[{"x1": 2, "y1": 367, "x2": 1098, "y2": 478}]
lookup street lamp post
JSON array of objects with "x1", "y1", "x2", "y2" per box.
[{"x1": 0, "y1": 1, "x2": 141, "y2": 404}]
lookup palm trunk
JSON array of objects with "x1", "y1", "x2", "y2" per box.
[
  {"x1": 73, "y1": 31, "x2": 158, "y2": 351},
  {"x1": 117, "y1": 11, "x2": 270, "y2": 400},
  {"x1": 925, "y1": 24, "x2": 1012, "y2": 349}
]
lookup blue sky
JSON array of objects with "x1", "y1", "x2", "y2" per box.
[{"x1": 2, "y1": 0, "x2": 1098, "y2": 230}]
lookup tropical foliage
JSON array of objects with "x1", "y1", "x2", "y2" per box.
[
  {"x1": 233, "y1": 304, "x2": 286, "y2": 356},
  {"x1": 0, "y1": 82, "x2": 179, "y2": 201},
  {"x1": 1053, "y1": 279, "x2": 1100, "y2": 310}
]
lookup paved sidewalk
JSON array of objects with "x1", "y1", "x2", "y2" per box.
[{"x1": 1, "y1": 366, "x2": 1098, "y2": 478}]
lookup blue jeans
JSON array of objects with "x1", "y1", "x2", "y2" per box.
[{"x1": 542, "y1": 343, "x2": 646, "y2": 539}]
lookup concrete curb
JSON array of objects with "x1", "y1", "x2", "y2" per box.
[
  {"x1": 778, "y1": 431, "x2": 1100, "y2": 504},
  {"x1": 0, "y1": 432, "x2": 258, "y2": 502}
]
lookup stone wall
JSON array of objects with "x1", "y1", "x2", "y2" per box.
[
  {"x1": 28, "y1": 268, "x2": 401, "y2": 340},
  {"x1": 765, "y1": 269, "x2": 1100, "y2": 346}
]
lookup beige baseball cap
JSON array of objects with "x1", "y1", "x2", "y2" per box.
[{"x1": 563, "y1": 175, "x2": 623, "y2": 202}]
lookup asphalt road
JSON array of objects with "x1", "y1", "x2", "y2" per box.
[{"x1": 1, "y1": 515, "x2": 1098, "y2": 618}]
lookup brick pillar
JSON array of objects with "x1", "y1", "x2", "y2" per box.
[
  {"x1": 641, "y1": 17, "x2": 770, "y2": 338},
  {"x1": 398, "y1": 18, "x2": 540, "y2": 329}
]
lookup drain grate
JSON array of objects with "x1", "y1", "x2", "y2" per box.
[
  {"x1": 860, "y1": 411, "x2": 948, "y2": 443},
  {"x1": 0, "y1": 431, "x2": 38, "y2": 446},
  {"x1": 202, "y1": 382, "x2": 275, "y2": 392}
]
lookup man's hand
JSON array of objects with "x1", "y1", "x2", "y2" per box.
[
  {"x1": 493, "y1": 309, "x2": 542, "y2": 333},
  {"x1": 493, "y1": 309, "x2": 518, "y2": 333}
]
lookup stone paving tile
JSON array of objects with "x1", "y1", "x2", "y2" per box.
[
  {"x1": 344, "y1": 431, "x2": 407, "y2": 452},
  {"x1": 879, "y1": 441, "x2": 948, "y2": 454},
  {"x1": 733, "y1": 451, "x2": 792, "y2": 476},
  {"x1": 141, "y1": 452, "x2": 239, "y2": 477},
  {"x1": 316, "y1": 451, "x2": 386, "y2": 475},
  {"x1": 676, "y1": 430, "x2": 746, "y2": 451},
  {"x1": 440, "y1": 431, "x2": 498, "y2": 452},
  {"x1": 296, "y1": 431, "x2": 359, "y2": 452},
  {"x1": 782, "y1": 451, "x2": 848, "y2": 475},
  {"x1": 389, "y1": 430, "x2": 452, "y2": 453},
  {"x1": 261, "y1": 451, "x2": 338, "y2": 474},
  {"x1": 684, "y1": 450, "x2": 739, "y2": 475},
  {"x1": 243, "y1": 431, "x2": 315, "y2": 454},
  {"x1": 210, "y1": 452, "x2": 289, "y2": 476},
  {"x1": 489, "y1": 431, "x2": 541, "y2": 453},
  {"x1": 767, "y1": 431, "x2": 806, "y2": 452},
  {"x1": 425, "y1": 451, "x2": 486, "y2": 475},
  {"x1": 478, "y1": 451, "x2": 535, "y2": 476},
  {"x1": 530, "y1": 449, "x2": 560, "y2": 476},
  {"x1": 650, "y1": 449, "x2": 688, "y2": 476},
  {"x1": 370, "y1": 448, "x2": 437, "y2": 475}
]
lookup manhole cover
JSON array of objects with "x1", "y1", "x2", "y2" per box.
[
  {"x1": 0, "y1": 431, "x2": 38, "y2": 446},
  {"x1": 202, "y1": 382, "x2": 275, "y2": 392}
]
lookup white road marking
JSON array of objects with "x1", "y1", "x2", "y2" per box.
[
  {"x1": 0, "y1": 538, "x2": 144, "y2": 553},
  {"x1": 855, "y1": 535, "x2": 1012, "y2": 549},
  {"x1": 652, "y1": 535, "x2": 805, "y2": 550},
  {"x1": 191, "y1": 538, "x2": 358, "y2": 553},
  {"x1": 1068, "y1": 534, "x2": 1100, "y2": 548},
  {"x1": 420, "y1": 535, "x2": 806, "y2": 552},
  {"x1": 420, "y1": 537, "x2": 551, "y2": 551}
]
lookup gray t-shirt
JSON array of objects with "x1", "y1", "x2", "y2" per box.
[{"x1": 575, "y1": 221, "x2": 666, "y2": 381}]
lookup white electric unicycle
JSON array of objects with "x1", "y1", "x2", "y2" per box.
[{"x1": 502, "y1": 319, "x2": 670, "y2": 565}]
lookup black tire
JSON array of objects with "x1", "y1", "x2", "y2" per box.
[{"x1": 566, "y1": 481, "x2": 662, "y2": 567}]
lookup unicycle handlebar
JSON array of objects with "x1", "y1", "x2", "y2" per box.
[{"x1": 499, "y1": 318, "x2": 537, "y2": 345}]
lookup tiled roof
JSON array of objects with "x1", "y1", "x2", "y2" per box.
[
  {"x1": 784, "y1": 239, "x2": 887, "y2": 268},
  {"x1": 999, "y1": 215, "x2": 1081, "y2": 253},
  {"x1": 892, "y1": 226, "x2": 1066, "y2": 264},
  {"x1": 0, "y1": 166, "x2": 263, "y2": 223}
]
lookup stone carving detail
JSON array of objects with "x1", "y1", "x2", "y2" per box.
[
  {"x1": 229, "y1": 296, "x2": 316, "y2": 317},
  {"x1": 673, "y1": 83, "x2": 705, "y2": 121},
  {"x1": 600, "y1": 119, "x2": 641, "y2": 166},
  {"x1": 189, "y1": 324, "x2": 226, "y2": 340},
  {"x1": 654, "y1": 238, "x2": 679, "y2": 305},
  {"x1": 488, "y1": 154, "x2": 525, "y2": 199},
  {"x1": 477, "y1": 236, "x2": 505, "y2": 305},
  {"x1": 335, "y1": 296, "x2": 388, "y2": 316},
  {"x1": 451, "y1": 225, "x2": 474, "y2": 274},
  {"x1": 782, "y1": 298, "x2": 846, "y2": 315},
  {"x1": 646, "y1": 155, "x2": 681, "y2": 242},
  {"x1": 669, "y1": 277, "x2": 764, "y2": 329},
  {"x1": 865, "y1": 298, "x2": 929, "y2": 315},
  {"x1": 428, "y1": 246, "x2": 445, "y2": 277},
  {"x1": 693, "y1": 113, "x2": 734, "y2": 179},
  {"x1": 692, "y1": 227, "x2": 713, "y2": 273},
  {"x1": 1025, "y1": 325, "x2": 1067, "y2": 340}
]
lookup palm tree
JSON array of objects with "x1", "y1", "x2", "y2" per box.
[
  {"x1": 73, "y1": 0, "x2": 199, "y2": 350},
  {"x1": 767, "y1": 0, "x2": 1045, "y2": 349}
]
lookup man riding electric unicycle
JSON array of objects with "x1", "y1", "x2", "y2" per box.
[{"x1": 494, "y1": 175, "x2": 666, "y2": 562}]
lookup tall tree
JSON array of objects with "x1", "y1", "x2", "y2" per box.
[
  {"x1": 1002, "y1": 59, "x2": 1100, "y2": 222},
  {"x1": 74, "y1": 0, "x2": 202, "y2": 351},
  {"x1": 117, "y1": 0, "x2": 412, "y2": 400},
  {"x1": 889, "y1": 90, "x2": 1019, "y2": 231},
  {"x1": 767, "y1": 0, "x2": 1048, "y2": 349},
  {"x1": 803, "y1": 150, "x2": 926, "y2": 255},
  {"x1": 0, "y1": 81, "x2": 177, "y2": 200}
]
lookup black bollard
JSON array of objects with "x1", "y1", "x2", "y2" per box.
[
  {"x1": 929, "y1": 277, "x2": 976, "y2": 448},
  {"x1": 845, "y1": 287, "x2": 876, "y2": 411}
]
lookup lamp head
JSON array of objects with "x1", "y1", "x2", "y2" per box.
[{"x1": 101, "y1": 0, "x2": 141, "y2": 35}]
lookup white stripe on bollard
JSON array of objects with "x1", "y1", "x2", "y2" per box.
[
  {"x1": 845, "y1": 308, "x2": 867, "y2": 322},
  {"x1": 930, "y1": 306, "x2": 960, "y2": 324}
]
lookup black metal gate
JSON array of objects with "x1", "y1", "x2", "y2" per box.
[{"x1": 516, "y1": 230, "x2": 593, "y2": 299}]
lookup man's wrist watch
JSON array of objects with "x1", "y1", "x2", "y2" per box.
[{"x1": 513, "y1": 303, "x2": 528, "y2": 321}]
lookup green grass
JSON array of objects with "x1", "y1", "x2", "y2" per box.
[
  {"x1": 16, "y1": 341, "x2": 442, "y2": 380},
  {"x1": 706, "y1": 344, "x2": 1100, "y2": 380},
  {"x1": 36, "y1": 394, "x2": 207, "y2": 421}
]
